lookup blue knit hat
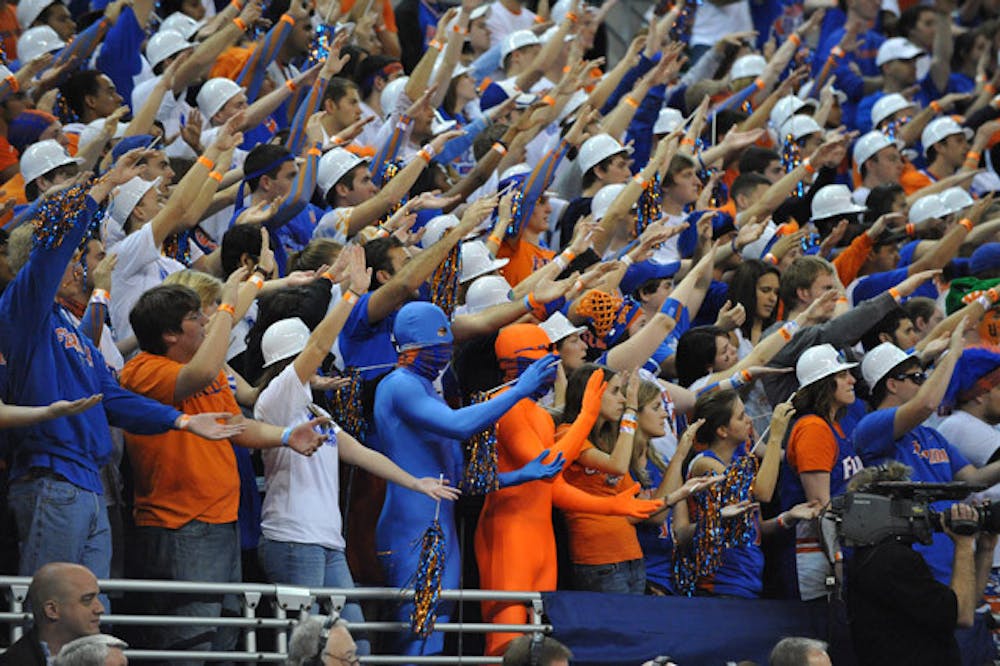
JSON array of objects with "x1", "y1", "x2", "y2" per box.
[
  {"x1": 970, "y1": 243, "x2": 1000, "y2": 276},
  {"x1": 8, "y1": 110, "x2": 57, "y2": 154},
  {"x1": 945, "y1": 346, "x2": 1000, "y2": 407}
]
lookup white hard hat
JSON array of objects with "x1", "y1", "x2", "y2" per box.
[
  {"x1": 796, "y1": 344, "x2": 857, "y2": 388},
  {"x1": 465, "y1": 274, "x2": 513, "y2": 314},
  {"x1": 770, "y1": 95, "x2": 816, "y2": 133},
  {"x1": 876, "y1": 37, "x2": 924, "y2": 67},
  {"x1": 730, "y1": 54, "x2": 766, "y2": 80},
  {"x1": 460, "y1": 240, "x2": 509, "y2": 283},
  {"x1": 109, "y1": 176, "x2": 161, "y2": 225},
  {"x1": 421, "y1": 213, "x2": 461, "y2": 248},
  {"x1": 540, "y1": 311, "x2": 586, "y2": 344},
  {"x1": 500, "y1": 163, "x2": 531, "y2": 181},
  {"x1": 811, "y1": 184, "x2": 867, "y2": 221},
  {"x1": 493, "y1": 78, "x2": 538, "y2": 108},
  {"x1": 469, "y1": 4, "x2": 489, "y2": 21},
  {"x1": 871, "y1": 93, "x2": 915, "y2": 129},
  {"x1": 938, "y1": 186, "x2": 975, "y2": 217},
  {"x1": 17, "y1": 0, "x2": 55, "y2": 31},
  {"x1": 780, "y1": 114, "x2": 823, "y2": 141},
  {"x1": 146, "y1": 29, "x2": 194, "y2": 70},
  {"x1": 17, "y1": 26, "x2": 65, "y2": 65},
  {"x1": 907, "y1": 194, "x2": 947, "y2": 224},
  {"x1": 197, "y1": 78, "x2": 245, "y2": 122},
  {"x1": 861, "y1": 342, "x2": 916, "y2": 388},
  {"x1": 591, "y1": 183, "x2": 626, "y2": 221},
  {"x1": 316, "y1": 148, "x2": 368, "y2": 199},
  {"x1": 159, "y1": 12, "x2": 202, "y2": 39},
  {"x1": 541, "y1": 25, "x2": 574, "y2": 45},
  {"x1": 921, "y1": 117, "x2": 973, "y2": 153},
  {"x1": 501, "y1": 29, "x2": 541, "y2": 60},
  {"x1": 79, "y1": 117, "x2": 127, "y2": 150},
  {"x1": 380, "y1": 76, "x2": 409, "y2": 119},
  {"x1": 20, "y1": 139, "x2": 81, "y2": 186},
  {"x1": 654, "y1": 107, "x2": 684, "y2": 135},
  {"x1": 559, "y1": 89, "x2": 588, "y2": 124},
  {"x1": 262, "y1": 317, "x2": 310, "y2": 367},
  {"x1": 578, "y1": 133, "x2": 628, "y2": 175},
  {"x1": 853, "y1": 131, "x2": 897, "y2": 168}
]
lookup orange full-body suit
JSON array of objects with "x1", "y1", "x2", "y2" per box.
[{"x1": 475, "y1": 325, "x2": 660, "y2": 656}]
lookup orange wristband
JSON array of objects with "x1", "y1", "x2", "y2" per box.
[
  {"x1": 429, "y1": 39, "x2": 443, "y2": 51},
  {"x1": 753, "y1": 77, "x2": 765, "y2": 90},
  {"x1": 632, "y1": 174, "x2": 649, "y2": 187},
  {"x1": 492, "y1": 142, "x2": 507, "y2": 156},
  {"x1": 208, "y1": 171, "x2": 223, "y2": 182},
  {"x1": 279, "y1": 13, "x2": 294, "y2": 25},
  {"x1": 566, "y1": 11, "x2": 579, "y2": 22},
  {"x1": 218, "y1": 303, "x2": 236, "y2": 317},
  {"x1": 966, "y1": 150, "x2": 981, "y2": 162},
  {"x1": 802, "y1": 158, "x2": 816, "y2": 175},
  {"x1": 905, "y1": 223, "x2": 915, "y2": 236},
  {"x1": 985, "y1": 83, "x2": 997, "y2": 95},
  {"x1": 233, "y1": 17, "x2": 248, "y2": 31},
  {"x1": 534, "y1": 15, "x2": 545, "y2": 23},
  {"x1": 789, "y1": 33, "x2": 801, "y2": 47},
  {"x1": 417, "y1": 149, "x2": 432, "y2": 163},
  {"x1": 248, "y1": 274, "x2": 264, "y2": 290},
  {"x1": 343, "y1": 290, "x2": 359, "y2": 304},
  {"x1": 488, "y1": 233, "x2": 503, "y2": 245},
  {"x1": 4, "y1": 75, "x2": 18, "y2": 92},
  {"x1": 197, "y1": 156, "x2": 214, "y2": 170},
  {"x1": 930, "y1": 100, "x2": 943, "y2": 113},
  {"x1": 831, "y1": 46, "x2": 845, "y2": 58},
  {"x1": 307, "y1": 147, "x2": 322, "y2": 157},
  {"x1": 681, "y1": 138, "x2": 696, "y2": 147},
  {"x1": 285, "y1": 79, "x2": 297, "y2": 93},
  {"x1": 623, "y1": 96, "x2": 639, "y2": 109},
  {"x1": 889, "y1": 287, "x2": 902, "y2": 303},
  {"x1": 959, "y1": 218, "x2": 974, "y2": 232},
  {"x1": 542, "y1": 94, "x2": 556, "y2": 106}
]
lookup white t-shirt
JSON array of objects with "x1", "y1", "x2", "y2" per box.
[
  {"x1": 313, "y1": 207, "x2": 352, "y2": 243},
  {"x1": 255, "y1": 364, "x2": 346, "y2": 550},
  {"x1": 108, "y1": 223, "x2": 188, "y2": 341},
  {"x1": 131, "y1": 76, "x2": 196, "y2": 159},
  {"x1": 650, "y1": 214, "x2": 686, "y2": 265},
  {"x1": 358, "y1": 100, "x2": 383, "y2": 148},
  {"x1": 486, "y1": 1, "x2": 538, "y2": 48}
]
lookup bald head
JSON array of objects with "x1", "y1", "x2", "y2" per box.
[
  {"x1": 28, "y1": 563, "x2": 103, "y2": 653},
  {"x1": 29, "y1": 564, "x2": 94, "y2": 619}
]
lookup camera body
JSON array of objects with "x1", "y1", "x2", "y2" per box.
[{"x1": 826, "y1": 481, "x2": 998, "y2": 547}]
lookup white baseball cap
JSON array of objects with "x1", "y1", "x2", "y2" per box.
[
  {"x1": 17, "y1": 26, "x2": 65, "y2": 65},
  {"x1": 797, "y1": 344, "x2": 858, "y2": 388},
  {"x1": 146, "y1": 29, "x2": 194, "y2": 70},
  {"x1": 853, "y1": 131, "x2": 898, "y2": 168},
  {"x1": 20, "y1": 139, "x2": 81, "y2": 187},
  {"x1": 731, "y1": 54, "x2": 766, "y2": 80},
  {"x1": 938, "y1": 186, "x2": 975, "y2": 216},
  {"x1": 876, "y1": 37, "x2": 925, "y2": 66},
  {"x1": 921, "y1": 116, "x2": 973, "y2": 153},
  {"x1": 908, "y1": 194, "x2": 947, "y2": 224},
  {"x1": 654, "y1": 107, "x2": 684, "y2": 135},
  {"x1": 465, "y1": 274, "x2": 513, "y2": 314},
  {"x1": 811, "y1": 184, "x2": 867, "y2": 221},
  {"x1": 578, "y1": 133, "x2": 629, "y2": 175},
  {"x1": 110, "y1": 176, "x2": 161, "y2": 225},
  {"x1": 460, "y1": 240, "x2": 509, "y2": 283},
  {"x1": 540, "y1": 311, "x2": 586, "y2": 344},
  {"x1": 591, "y1": 183, "x2": 626, "y2": 221},
  {"x1": 781, "y1": 114, "x2": 823, "y2": 141},
  {"x1": 317, "y1": 148, "x2": 367, "y2": 198},
  {"x1": 197, "y1": 78, "x2": 245, "y2": 122},
  {"x1": 501, "y1": 30, "x2": 541, "y2": 60},
  {"x1": 871, "y1": 93, "x2": 916, "y2": 129},
  {"x1": 262, "y1": 318, "x2": 310, "y2": 367},
  {"x1": 861, "y1": 342, "x2": 917, "y2": 388}
]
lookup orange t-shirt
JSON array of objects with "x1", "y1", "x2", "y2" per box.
[
  {"x1": 0, "y1": 171, "x2": 26, "y2": 226},
  {"x1": 0, "y1": 134, "x2": 17, "y2": 176},
  {"x1": 340, "y1": 0, "x2": 397, "y2": 32},
  {"x1": 119, "y1": 353, "x2": 241, "y2": 529},
  {"x1": 899, "y1": 163, "x2": 933, "y2": 196},
  {"x1": 497, "y1": 237, "x2": 555, "y2": 287},
  {"x1": 786, "y1": 415, "x2": 840, "y2": 474},
  {"x1": 556, "y1": 425, "x2": 644, "y2": 566}
]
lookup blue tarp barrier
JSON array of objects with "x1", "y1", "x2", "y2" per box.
[{"x1": 542, "y1": 591, "x2": 996, "y2": 666}]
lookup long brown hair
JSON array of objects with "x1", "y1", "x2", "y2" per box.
[
  {"x1": 562, "y1": 363, "x2": 617, "y2": 452},
  {"x1": 632, "y1": 379, "x2": 667, "y2": 486},
  {"x1": 792, "y1": 372, "x2": 847, "y2": 424}
]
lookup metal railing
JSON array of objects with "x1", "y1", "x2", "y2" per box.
[{"x1": 0, "y1": 577, "x2": 547, "y2": 663}]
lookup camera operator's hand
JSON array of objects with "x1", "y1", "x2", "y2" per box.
[{"x1": 942, "y1": 503, "x2": 979, "y2": 545}]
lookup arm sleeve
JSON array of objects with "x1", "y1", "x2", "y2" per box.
[
  {"x1": 285, "y1": 77, "x2": 331, "y2": 155},
  {"x1": 370, "y1": 118, "x2": 409, "y2": 183},
  {"x1": 389, "y1": 374, "x2": 525, "y2": 440},
  {"x1": 850, "y1": 268, "x2": 909, "y2": 305},
  {"x1": 96, "y1": 7, "x2": 144, "y2": 104},
  {"x1": 53, "y1": 18, "x2": 110, "y2": 73},
  {"x1": 99, "y1": 362, "x2": 181, "y2": 433},
  {"x1": 600, "y1": 53, "x2": 656, "y2": 116},
  {"x1": 236, "y1": 18, "x2": 293, "y2": 103},
  {"x1": 264, "y1": 145, "x2": 317, "y2": 231},
  {"x1": 518, "y1": 139, "x2": 570, "y2": 228},
  {"x1": 469, "y1": 44, "x2": 502, "y2": 86},
  {"x1": 435, "y1": 116, "x2": 487, "y2": 165},
  {"x1": 833, "y1": 232, "x2": 874, "y2": 287}
]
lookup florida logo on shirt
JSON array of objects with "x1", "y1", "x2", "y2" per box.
[
  {"x1": 55, "y1": 327, "x2": 94, "y2": 367},
  {"x1": 910, "y1": 440, "x2": 950, "y2": 464}
]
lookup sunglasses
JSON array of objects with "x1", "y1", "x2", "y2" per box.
[
  {"x1": 892, "y1": 371, "x2": 926, "y2": 385},
  {"x1": 513, "y1": 343, "x2": 557, "y2": 355}
]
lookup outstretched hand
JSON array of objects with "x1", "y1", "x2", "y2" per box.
[{"x1": 514, "y1": 354, "x2": 560, "y2": 398}]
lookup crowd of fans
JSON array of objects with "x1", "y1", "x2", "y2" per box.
[{"x1": 0, "y1": 0, "x2": 999, "y2": 661}]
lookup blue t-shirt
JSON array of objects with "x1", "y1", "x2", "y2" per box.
[
  {"x1": 637, "y1": 459, "x2": 677, "y2": 594},
  {"x1": 850, "y1": 267, "x2": 937, "y2": 305},
  {"x1": 338, "y1": 292, "x2": 399, "y2": 380},
  {"x1": 854, "y1": 407, "x2": 971, "y2": 583}
]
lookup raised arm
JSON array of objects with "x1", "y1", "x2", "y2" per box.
[{"x1": 892, "y1": 318, "x2": 966, "y2": 439}]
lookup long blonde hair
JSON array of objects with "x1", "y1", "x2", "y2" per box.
[
  {"x1": 163, "y1": 269, "x2": 223, "y2": 310},
  {"x1": 631, "y1": 379, "x2": 668, "y2": 487}
]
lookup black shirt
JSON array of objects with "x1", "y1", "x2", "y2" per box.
[{"x1": 847, "y1": 540, "x2": 961, "y2": 666}]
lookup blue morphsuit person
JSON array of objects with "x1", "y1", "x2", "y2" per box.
[{"x1": 373, "y1": 302, "x2": 561, "y2": 656}]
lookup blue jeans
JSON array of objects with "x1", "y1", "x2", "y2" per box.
[
  {"x1": 572, "y1": 558, "x2": 647, "y2": 595},
  {"x1": 131, "y1": 520, "x2": 240, "y2": 666},
  {"x1": 8, "y1": 475, "x2": 111, "y2": 580},
  {"x1": 257, "y1": 537, "x2": 370, "y2": 655}
]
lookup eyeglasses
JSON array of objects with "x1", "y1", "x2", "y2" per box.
[{"x1": 892, "y1": 371, "x2": 926, "y2": 385}]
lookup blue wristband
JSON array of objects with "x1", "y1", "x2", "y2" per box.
[
  {"x1": 281, "y1": 427, "x2": 292, "y2": 447},
  {"x1": 661, "y1": 297, "x2": 683, "y2": 320}
]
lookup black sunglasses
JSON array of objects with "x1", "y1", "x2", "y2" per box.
[{"x1": 892, "y1": 371, "x2": 926, "y2": 385}]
